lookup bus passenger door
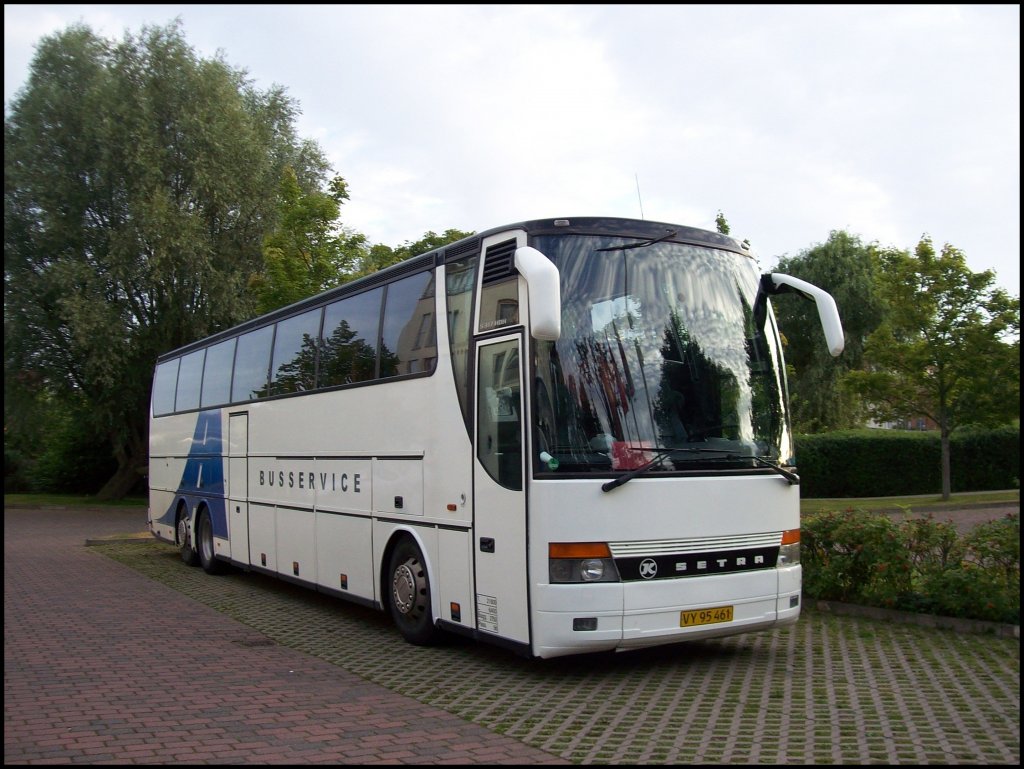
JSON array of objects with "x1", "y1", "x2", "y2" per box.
[
  {"x1": 228, "y1": 412, "x2": 250, "y2": 565},
  {"x1": 473, "y1": 335, "x2": 530, "y2": 645}
]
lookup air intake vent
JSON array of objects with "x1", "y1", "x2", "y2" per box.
[
  {"x1": 445, "y1": 237, "x2": 480, "y2": 260},
  {"x1": 481, "y1": 239, "x2": 517, "y2": 285}
]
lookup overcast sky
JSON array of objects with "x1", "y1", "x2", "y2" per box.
[{"x1": 5, "y1": 4, "x2": 1020, "y2": 295}]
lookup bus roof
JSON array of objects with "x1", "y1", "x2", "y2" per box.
[{"x1": 157, "y1": 216, "x2": 752, "y2": 362}]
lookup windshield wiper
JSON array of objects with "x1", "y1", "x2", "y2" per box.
[
  {"x1": 601, "y1": 449, "x2": 799, "y2": 492},
  {"x1": 594, "y1": 230, "x2": 678, "y2": 253},
  {"x1": 601, "y1": 447, "x2": 729, "y2": 492},
  {"x1": 743, "y1": 455, "x2": 800, "y2": 485}
]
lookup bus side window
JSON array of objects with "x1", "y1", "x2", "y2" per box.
[
  {"x1": 320, "y1": 288, "x2": 382, "y2": 387},
  {"x1": 175, "y1": 349, "x2": 205, "y2": 412},
  {"x1": 231, "y1": 325, "x2": 274, "y2": 402},
  {"x1": 380, "y1": 271, "x2": 436, "y2": 378},
  {"x1": 478, "y1": 238, "x2": 520, "y2": 334},
  {"x1": 152, "y1": 358, "x2": 179, "y2": 416},
  {"x1": 270, "y1": 307, "x2": 321, "y2": 395},
  {"x1": 446, "y1": 255, "x2": 478, "y2": 431},
  {"x1": 479, "y1": 278, "x2": 519, "y2": 333},
  {"x1": 201, "y1": 337, "x2": 236, "y2": 408}
]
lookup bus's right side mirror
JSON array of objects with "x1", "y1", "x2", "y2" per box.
[
  {"x1": 515, "y1": 246, "x2": 561, "y2": 341},
  {"x1": 766, "y1": 273, "x2": 845, "y2": 356}
]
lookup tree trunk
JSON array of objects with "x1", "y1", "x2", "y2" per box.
[
  {"x1": 940, "y1": 425, "x2": 952, "y2": 501},
  {"x1": 95, "y1": 431, "x2": 147, "y2": 501},
  {"x1": 95, "y1": 460, "x2": 145, "y2": 501}
]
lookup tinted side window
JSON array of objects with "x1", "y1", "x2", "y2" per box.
[
  {"x1": 175, "y1": 349, "x2": 205, "y2": 412},
  {"x1": 446, "y1": 256, "x2": 478, "y2": 426},
  {"x1": 381, "y1": 271, "x2": 436, "y2": 378},
  {"x1": 319, "y1": 287, "x2": 382, "y2": 387},
  {"x1": 231, "y1": 326, "x2": 274, "y2": 402},
  {"x1": 270, "y1": 307, "x2": 322, "y2": 395},
  {"x1": 152, "y1": 359, "x2": 179, "y2": 416},
  {"x1": 201, "y1": 338, "x2": 236, "y2": 408},
  {"x1": 478, "y1": 240, "x2": 520, "y2": 334},
  {"x1": 477, "y1": 340, "x2": 522, "y2": 490}
]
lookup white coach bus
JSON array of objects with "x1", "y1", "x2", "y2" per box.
[{"x1": 148, "y1": 216, "x2": 843, "y2": 659}]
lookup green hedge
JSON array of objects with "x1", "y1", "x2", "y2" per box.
[
  {"x1": 802, "y1": 509, "x2": 1019, "y2": 624},
  {"x1": 794, "y1": 426, "x2": 1020, "y2": 498}
]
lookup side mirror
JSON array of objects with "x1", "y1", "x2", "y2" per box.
[
  {"x1": 765, "y1": 273, "x2": 845, "y2": 356},
  {"x1": 514, "y1": 246, "x2": 561, "y2": 341}
]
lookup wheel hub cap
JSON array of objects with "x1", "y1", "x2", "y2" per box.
[{"x1": 392, "y1": 562, "x2": 417, "y2": 615}]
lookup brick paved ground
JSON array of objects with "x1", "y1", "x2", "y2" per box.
[
  {"x1": 4, "y1": 506, "x2": 567, "y2": 764},
  {"x1": 4, "y1": 504, "x2": 1019, "y2": 765}
]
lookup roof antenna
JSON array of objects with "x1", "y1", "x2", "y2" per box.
[{"x1": 635, "y1": 173, "x2": 645, "y2": 219}]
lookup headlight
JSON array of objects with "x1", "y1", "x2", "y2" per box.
[
  {"x1": 549, "y1": 542, "x2": 621, "y2": 583},
  {"x1": 579, "y1": 558, "x2": 606, "y2": 581},
  {"x1": 777, "y1": 529, "x2": 800, "y2": 566}
]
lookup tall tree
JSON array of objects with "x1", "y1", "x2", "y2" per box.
[
  {"x1": 249, "y1": 171, "x2": 367, "y2": 313},
  {"x1": 773, "y1": 230, "x2": 886, "y2": 432},
  {"x1": 715, "y1": 211, "x2": 731, "y2": 235},
  {"x1": 4, "y1": 20, "x2": 331, "y2": 498},
  {"x1": 845, "y1": 236, "x2": 1020, "y2": 499}
]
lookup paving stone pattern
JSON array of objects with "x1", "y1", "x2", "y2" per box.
[
  {"x1": 5, "y1": 507, "x2": 565, "y2": 765},
  {"x1": 4, "y1": 506, "x2": 1019, "y2": 765}
]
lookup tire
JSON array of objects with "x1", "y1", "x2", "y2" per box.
[
  {"x1": 197, "y1": 508, "x2": 227, "y2": 575},
  {"x1": 387, "y1": 537, "x2": 437, "y2": 645},
  {"x1": 177, "y1": 509, "x2": 200, "y2": 567}
]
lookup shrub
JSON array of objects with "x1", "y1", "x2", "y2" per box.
[
  {"x1": 25, "y1": 407, "x2": 116, "y2": 495},
  {"x1": 801, "y1": 509, "x2": 912, "y2": 608},
  {"x1": 802, "y1": 510, "x2": 1019, "y2": 624},
  {"x1": 795, "y1": 426, "x2": 1019, "y2": 497}
]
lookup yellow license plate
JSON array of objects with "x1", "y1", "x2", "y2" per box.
[{"x1": 680, "y1": 605, "x2": 734, "y2": 627}]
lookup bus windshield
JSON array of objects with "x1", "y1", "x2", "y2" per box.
[{"x1": 532, "y1": 234, "x2": 791, "y2": 475}]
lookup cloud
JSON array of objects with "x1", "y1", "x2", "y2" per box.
[{"x1": 4, "y1": 4, "x2": 1019, "y2": 294}]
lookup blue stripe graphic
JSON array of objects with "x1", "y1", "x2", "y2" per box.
[{"x1": 157, "y1": 411, "x2": 229, "y2": 539}]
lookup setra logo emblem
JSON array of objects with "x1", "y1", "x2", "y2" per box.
[{"x1": 639, "y1": 558, "x2": 658, "y2": 579}]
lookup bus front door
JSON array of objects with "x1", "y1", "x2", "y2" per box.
[{"x1": 473, "y1": 335, "x2": 530, "y2": 645}]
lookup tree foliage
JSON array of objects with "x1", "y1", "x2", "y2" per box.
[
  {"x1": 346, "y1": 228, "x2": 474, "y2": 281},
  {"x1": 845, "y1": 236, "x2": 1020, "y2": 499},
  {"x1": 773, "y1": 230, "x2": 887, "y2": 432},
  {"x1": 249, "y1": 170, "x2": 368, "y2": 314},
  {"x1": 4, "y1": 20, "x2": 331, "y2": 498}
]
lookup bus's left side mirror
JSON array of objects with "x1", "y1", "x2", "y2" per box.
[{"x1": 515, "y1": 246, "x2": 561, "y2": 341}]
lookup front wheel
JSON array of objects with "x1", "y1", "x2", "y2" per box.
[
  {"x1": 197, "y1": 509, "x2": 227, "y2": 575},
  {"x1": 387, "y1": 538, "x2": 437, "y2": 645}
]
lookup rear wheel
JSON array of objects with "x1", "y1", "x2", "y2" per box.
[
  {"x1": 197, "y1": 509, "x2": 227, "y2": 575},
  {"x1": 387, "y1": 537, "x2": 437, "y2": 645},
  {"x1": 177, "y1": 509, "x2": 199, "y2": 567}
]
